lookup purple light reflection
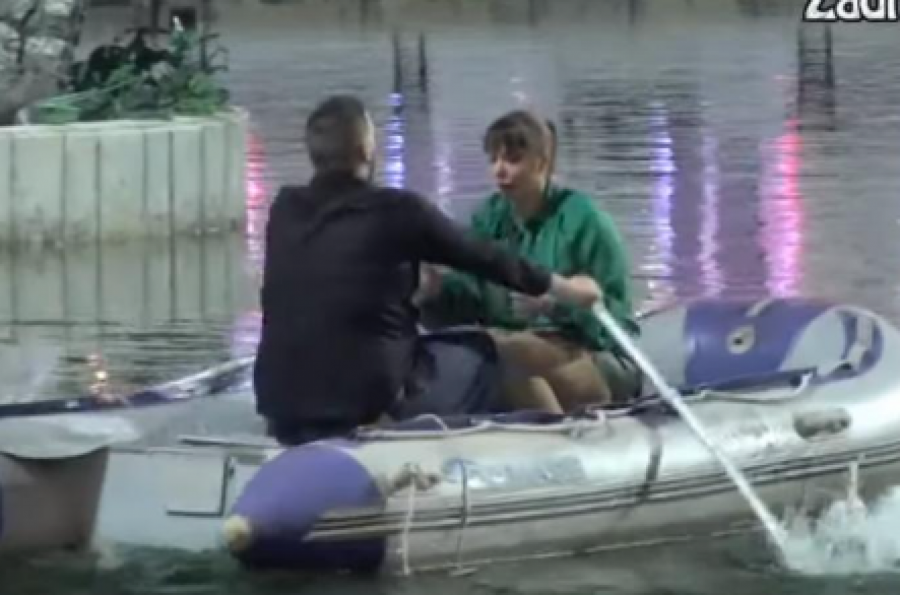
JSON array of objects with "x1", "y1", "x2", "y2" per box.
[
  {"x1": 383, "y1": 92, "x2": 407, "y2": 189},
  {"x1": 699, "y1": 125, "x2": 724, "y2": 297},
  {"x1": 646, "y1": 103, "x2": 677, "y2": 307}
]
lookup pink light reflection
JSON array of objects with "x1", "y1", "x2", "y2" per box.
[
  {"x1": 245, "y1": 130, "x2": 269, "y2": 208},
  {"x1": 244, "y1": 128, "x2": 270, "y2": 278},
  {"x1": 230, "y1": 127, "x2": 270, "y2": 362},
  {"x1": 762, "y1": 117, "x2": 805, "y2": 296}
]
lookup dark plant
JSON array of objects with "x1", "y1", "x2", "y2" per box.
[{"x1": 28, "y1": 21, "x2": 230, "y2": 124}]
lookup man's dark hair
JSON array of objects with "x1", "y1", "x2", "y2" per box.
[{"x1": 305, "y1": 95, "x2": 371, "y2": 172}]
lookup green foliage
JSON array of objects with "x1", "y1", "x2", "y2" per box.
[{"x1": 28, "y1": 23, "x2": 231, "y2": 124}]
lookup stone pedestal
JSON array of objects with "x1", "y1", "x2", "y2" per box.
[{"x1": 0, "y1": 109, "x2": 248, "y2": 247}]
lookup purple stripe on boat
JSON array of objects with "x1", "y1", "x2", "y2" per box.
[
  {"x1": 684, "y1": 299, "x2": 831, "y2": 387},
  {"x1": 229, "y1": 440, "x2": 386, "y2": 572}
]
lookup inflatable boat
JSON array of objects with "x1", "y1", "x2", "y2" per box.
[
  {"x1": 1, "y1": 298, "x2": 900, "y2": 576},
  {"x1": 222, "y1": 297, "x2": 900, "y2": 574}
]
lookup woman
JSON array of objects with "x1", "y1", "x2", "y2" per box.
[{"x1": 420, "y1": 110, "x2": 641, "y2": 413}]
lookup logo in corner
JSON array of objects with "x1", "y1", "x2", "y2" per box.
[{"x1": 804, "y1": 0, "x2": 899, "y2": 21}]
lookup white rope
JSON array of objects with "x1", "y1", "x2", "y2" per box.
[
  {"x1": 389, "y1": 462, "x2": 442, "y2": 576},
  {"x1": 452, "y1": 460, "x2": 471, "y2": 572},
  {"x1": 399, "y1": 477, "x2": 417, "y2": 577},
  {"x1": 695, "y1": 371, "x2": 814, "y2": 403},
  {"x1": 358, "y1": 415, "x2": 609, "y2": 441}
]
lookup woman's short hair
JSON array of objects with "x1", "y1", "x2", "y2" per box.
[{"x1": 483, "y1": 110, "x2": 556, "y2": 164}]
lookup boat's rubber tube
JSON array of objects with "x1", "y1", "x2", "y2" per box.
[{"x1": 224, "y1": 440, "x2": 386, "y2": 572}]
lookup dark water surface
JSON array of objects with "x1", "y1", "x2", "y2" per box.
[{"x1": 4, "y1": 0, "x2": 900, "y2": 592}]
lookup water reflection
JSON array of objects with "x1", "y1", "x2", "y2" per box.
[
  {"x1": 359, "y1": 0, "x2": 384, "y2": 25},
  {"x1": 698, "y1": 124, "x2": 724, "y2": 297},
  {"x1": 796, "y1": 24, "x2": 836, "y2": 132},
  {"x1": 0, "y1": 236, "x2": 256, "y2": 401},
  {"x1": 647, "y1": 101, "x2": 676, "y2": 301},
  {"x1": 244, "y1": 128, "x2": 271, "y2": 275},
  {"x1": 757, "y1": 23, "x2": 838, "y2": 298},
  {"x1": 487, "y1": 0, "x2": 553, "y2": 26},
  {"x1": 710, "y1": 118, "x2": 772, "y2": 299},
  {"x1": 762, "y1": 117, "x2": 805, "y2": 297},
  {"x1": 11, "y1": 0, "x2": 900, "y2": 399},
  {"x1": 626, "y1": 0, "x2": 645, "y2": 25},
  {"x1": 652, "y1": 83, "x2": 727, "y2": 300}
]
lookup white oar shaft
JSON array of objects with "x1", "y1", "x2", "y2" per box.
[{"x1": 594, "y1": 305, "x2": 789, "y2": 553}]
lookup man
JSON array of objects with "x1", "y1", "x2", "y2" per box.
[{"x1": 253, "y1": 95, "x2": 602, "y2": 446}]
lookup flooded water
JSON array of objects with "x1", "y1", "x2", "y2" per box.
[{"x1": 4, "y1": 0, "x2": 900, "y2": 592}]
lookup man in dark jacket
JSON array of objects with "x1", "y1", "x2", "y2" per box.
[{"x1": 254, "y1": 95, "x2": 602, "y2": 445}]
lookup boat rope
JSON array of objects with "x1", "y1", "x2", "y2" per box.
[
  {"x1": 746, "y1": 298, "x2": 777, "y2": 318},
  {"x1": 692, "y1": 371, "x2": 815, "y2": 403},
  {"x1": 399, "y1": 475, "x2": 417, "y2": 577},
  {"x1": 386, "y1": 462, "x2": 442, "y2": 493},
  {"x1": 452, "y1": 460, "x2": 472, "y2": 574},
  {"x1": 405, "y1": 413, "x2": 452, "y2": 431},
  {"x1": 387, "y1": 462, "x2": 442, "y2": 576},
  {"x1": 357, "y1": 410, "x2": 608, "y2": 441}
]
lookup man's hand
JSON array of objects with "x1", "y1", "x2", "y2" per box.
[
  {"x1": 548, "y1": 274, "x2": 603, "y2": 308},
  {"x1": 413, "y1": 264, "x2": 444, "y2": 306},
  {"x1": 510, "y1": 293, "x2": 555, "y2": 320}
]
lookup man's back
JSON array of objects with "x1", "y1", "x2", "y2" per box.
[{"x1": 254, "y1": 174, "x2": 424, "y2": 432}]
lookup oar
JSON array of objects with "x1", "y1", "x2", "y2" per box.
[
  {"x1": 0, "y1": 356, "x2": 254, "y2": 419},
  {"x1": 593, "y1": 304, "x2": 790, "y2": 556}
]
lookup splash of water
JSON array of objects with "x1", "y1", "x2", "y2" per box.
[{"x1": 779, "y1": 485, "x2": 900, "y2": 576}]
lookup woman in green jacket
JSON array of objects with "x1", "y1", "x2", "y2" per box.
[{"x1": 420, "y1": 110, "x2": 641, "y2": 413}]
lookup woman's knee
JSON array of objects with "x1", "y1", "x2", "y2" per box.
[
  {"x1": 490, "y1": 330, "x2": 574, "y2": 372},
  {"x1": 546, "y1": 355, "x2": 611, "y2": 409}
]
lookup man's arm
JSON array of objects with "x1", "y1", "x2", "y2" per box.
[
  {"x1": 404, "y1": 194, "x2": 550, "y2": 296},
  {"x1": 415, "y1": 199, "x2": 495, "y2": 323},
  {"x1": 400, "y1": 193, "x2": 599, "y2": 306}
]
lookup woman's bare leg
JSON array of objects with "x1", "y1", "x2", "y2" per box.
[
  {"x1": 544, "y1": 351, "x2": 611, "y2": 411},
  {"x1": 489, "y1": 330, "x2": 564, "y2": 412},
  {"x1": 488, "y1": 330, "x2": 610, "y2": 413}
]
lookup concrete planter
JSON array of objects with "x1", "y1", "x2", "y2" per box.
[{"x1": 0, "y1": 108, "x2": 247, "y2": 247}]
